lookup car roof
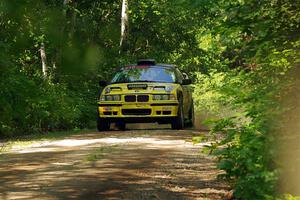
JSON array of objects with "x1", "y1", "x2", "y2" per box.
[
  {"x1": 122, "y1": 64, "x2": 176, "y2": 70},
  {"x1": 157, "y1": 64, "x2": 177, "y2": 68}
]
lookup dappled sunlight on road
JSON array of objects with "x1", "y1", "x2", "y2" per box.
[
  {"x1": 0, "y1": 130, "x2": 229, "y2": 200},
  {"x1": 10, "y1": 130, "x2": 211, "y2": 154}
]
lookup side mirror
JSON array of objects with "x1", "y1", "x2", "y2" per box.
[
  {"x1": 99, "y1": 80, "x2": 108, "y2": 87},
  {"x1": 182, "y1": 72, "x2": 189, "y2": 80},
  {"x1": 182, "y1": 79, "x2": 192, "y2": 85}
]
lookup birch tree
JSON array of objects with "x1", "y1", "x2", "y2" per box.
[
  {"x1": 120, "y1": 0, "x2": 128, "y2": 52},
  {"x1": 40, "y1": 42, "x2": 48, "y2": 78}
]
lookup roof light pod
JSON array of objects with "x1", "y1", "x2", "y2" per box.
[{"x1": 137, "y1": 59, "x2": 156, "y2": 66}]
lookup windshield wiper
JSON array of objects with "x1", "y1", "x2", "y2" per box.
[{"x1": 112, "y1": 80, "x2": 166, "y2": 83}]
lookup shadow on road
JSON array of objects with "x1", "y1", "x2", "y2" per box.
[{"x1": 0, "y1": 129, "x2": 229, "y2": 200}]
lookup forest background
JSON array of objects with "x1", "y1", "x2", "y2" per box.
[{"x1": 0, "y1": 0, "x2": 299, "y2": 199}]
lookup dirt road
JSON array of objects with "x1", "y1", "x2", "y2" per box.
[{"x1": 0, "y1": 126, "x2": 229, "y2": 200}]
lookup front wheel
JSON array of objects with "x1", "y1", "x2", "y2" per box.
[
  {"x1": 116, "y1": 122, "x2": 126, "y2": 131},
  {"x1": 171, "y1": 98, "x2": 184, "y2": 130},
  {"x1": 185, "y1": 101, "x2": 195, "y2": 128},
  {"x1": 97, "y1": 117, "x2": 110, "y2": 131}
]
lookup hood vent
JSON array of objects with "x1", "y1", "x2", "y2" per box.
[{"x1": 127, "y1": 84, "x2": 148, "y2": 90}]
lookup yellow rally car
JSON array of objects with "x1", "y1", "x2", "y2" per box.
[{"x1": 97, "y1": 59, "x2": 194, "y2": 131}]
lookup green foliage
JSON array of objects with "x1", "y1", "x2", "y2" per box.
[
  {"x1": 0, "y1": 0, "x2": 123, "y2": 137},
  {"x1": 191, "y1": 0, "x2": 300, "y2": 199},
  {"x1": 194, "y1": 66, "x2": 300, "y2": 199},
  {"x1": 193, "y1": 70, "x2": 280, "y2": 199},
  {"x1": 271, "y1": 194, "x2": 300, "y2": 200},
  {"x1": 0, "y1": 70, "x2": 94, "y2": 136},
  {"x1": 193, "y1": 71, "x2": 236, "y2": 116},
  {"x1": 0, "y1": 0, "x2": 299, "y2": 199}
]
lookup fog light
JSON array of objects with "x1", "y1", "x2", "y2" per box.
[
  {"x1": 112, "y1": 95, "x2": 121, "y2": 101},
  {"x1": 162, "y1": 95, "x2": 169, "y2": 100},
  {"x1": 153, "y1": 94, "x2": 175, "y2": 100},
  {"x1": 100, "y1": 95, "x2": 121, "y2": 101},
  {"x1": 153, "y1": 95, "x2": 162, "y2": 100}
]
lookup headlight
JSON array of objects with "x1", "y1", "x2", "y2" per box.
[
  {"x1": 153, "y1": 86, "x2": 165, "y2": 91},
  {"x1": 153, "y1": 94, "x2": 176, "y2": 100},
  {"x1": 153, "y1": 86, "x2": 175, "y2": 92},
  {"x1": 165, "y1": 86, "x2": 175, "y2": 92},
  {"x1": 100, "y1": 95, "x2": 121, "y2": 101}
]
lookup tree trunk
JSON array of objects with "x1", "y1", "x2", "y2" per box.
[
  {"x1": 53, "y1": 0, "x2": 71, "y2": 81},
  {"x1": 64, "y1": 0, "x2": 70, "y2": 7},
  {"x1": 69, "y1": 2, "x2": 77, "y2": 39},
  {"x1": 64, "y1": 0, "x2": 77, "y2": 40},
  {"x1": 40, "y1": 43, "x2": 48, "y2": 78},
  {"x1": 120, "y1": 0, "x2": 128, "y2": 53}
]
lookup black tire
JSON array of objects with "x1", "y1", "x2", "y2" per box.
[
  {"x1": 116, "y1": 122, "x2": 126, "y2": 131},
  {"x1": 97, "y1": 117, "x2": 110, "y2": 131},
  {"x1": 185, "y1": 101, "x2": 195, "y2": 128},
  {"x1": 171, "y1": 97, "x2": 184, "y2": 130}
]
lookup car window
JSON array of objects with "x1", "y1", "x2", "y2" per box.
[{"x1": 111, "y1": 66, "x2": 176, "y2": 83}]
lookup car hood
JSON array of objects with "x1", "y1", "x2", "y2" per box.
[{"x1": 103, "y1": 82, "x2": 178, "y2": 94}]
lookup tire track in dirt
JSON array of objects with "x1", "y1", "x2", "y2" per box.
[{"x1": 0, "y1": 128, "x2": 229, "y2": 200}]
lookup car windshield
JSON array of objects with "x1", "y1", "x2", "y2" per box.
[{"x1": 111, "y1": 66, "x2": 176, "y2": 83}]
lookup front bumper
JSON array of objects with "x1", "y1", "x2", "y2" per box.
[{"x1": 98, "y1": 102, "x2": 179, "y2": 118}]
